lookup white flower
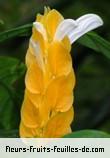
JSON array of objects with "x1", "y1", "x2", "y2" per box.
[{"x1": 33, "y1": 13, "x2": 103, "y2": 44}]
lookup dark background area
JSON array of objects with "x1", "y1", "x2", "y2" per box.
[{"x1": 0, "y1": 0, "x2": 110, "y2": 136}]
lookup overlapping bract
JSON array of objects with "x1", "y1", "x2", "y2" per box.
[{"x1": 20, "y1": 8, "x2": 75, "y2": 138}]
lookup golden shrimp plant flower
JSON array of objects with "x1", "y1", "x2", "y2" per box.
[{"x1": 20, "y1": 8, "x2": 103, "y2": 138}]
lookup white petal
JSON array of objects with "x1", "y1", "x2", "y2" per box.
[
  {"x1": 69, "y1": 14, "x2": 103, "y2": 44},
  {"x1": 33, "y1": 22, "x2": 47, "y2": 40},
  {"x1": 30, "y1": 39, "x2": 44, "y2": 71},
  {"x1": 54, "y1": 19, "x2": 78, "y2": 41},
  {"x1": 54, "y1": 14, "x2": 103, "y2": 44}
]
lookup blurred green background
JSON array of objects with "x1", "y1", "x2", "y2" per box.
[{"x1": 0, "y1": 0, "x2": 110, "y2": 137}]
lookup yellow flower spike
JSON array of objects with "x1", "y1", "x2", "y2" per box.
[
  {"x1": 20, "y1": 107, "x2": 73, "y2": 138},
  {"x1": 20, "y1": 7, "x2": 103, "y2": 138}
]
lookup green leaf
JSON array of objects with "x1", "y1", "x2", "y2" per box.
[
  {"x1": 0, "y1": 56, "x2": 26, "y2": 130},
  {"x1": 64, "y1": 130, "x2": 110, "y2": 138},
  {"x1": 0, "y1": 19, "x2": 4, "y2": 25},
  {"x1": 0, "y1": 56, "x2": 26, "y2": 85},
  {"x1": 0, "y1": 129, "x2": 19, "y2": 138},
  {"x1": 78, "y1": 32, "x2": 110, "y2": 59},
  {"x1": 0, "y1": 24, "x2": 32, "y2": 42}
]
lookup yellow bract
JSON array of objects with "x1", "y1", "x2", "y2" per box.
[
  {"x1": 48, "y1": 41, "x2": 72, "y2": 76},
  {"x1": 37, "y1": 8, "x2": 64, "y2": 41},
  {"x1": 20, "y1": 8, "x2": 75, "y2": 138}
]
